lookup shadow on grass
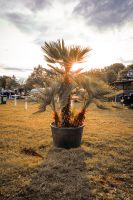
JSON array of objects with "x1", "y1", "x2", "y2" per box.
[{"x1": 16, "y1": 147, "x2": 93, "y2": 200}]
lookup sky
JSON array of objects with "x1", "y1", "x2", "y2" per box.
[{"x1": 0, "y1": 0, "x2": 133, "y2": 78}]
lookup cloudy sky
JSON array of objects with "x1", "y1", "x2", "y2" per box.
[{"x1": 0, "y1": 0, "x2": 133, "y2": 78}]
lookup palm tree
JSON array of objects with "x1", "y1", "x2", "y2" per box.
[
  {"x1": 35, "y1": 39, "x2": 118, "y2": 129},
  {"x1": 41, "y1": 39, "x2": 91, "y2": 127}
]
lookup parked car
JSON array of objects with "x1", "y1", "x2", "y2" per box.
[{"x1": 122, "y1": 93, "x2": 133, "y2": 108}]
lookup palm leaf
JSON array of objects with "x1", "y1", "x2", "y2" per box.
[
  {"x1": 75, "y1": 75, "x2": 116, "y2": 109},
  {"x1": 33, "y1": 80, "x2": 61, "y2": 112},
  {"x1": 47, "y1": 64, "x2": 64, "y2": 74},
  {"x1": 42, "y1": 39, "x2": 91, "y2": 73}
]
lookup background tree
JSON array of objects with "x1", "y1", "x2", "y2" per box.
[
  {"x1": 117, "y1": 64, "x2": 133, "y2": 80},
  {"x1": 85, "y1": 63, "x2": 126, "y2": 84},
  {"x1": 6, "y1": 75, "x2": 19, "y2": 89},
  {"x1": 26, "y1": 65, "x2": 45, "y2": 90},
  {"x1": 26, "y1": 64, "x2": 57, "y2": 90},
  {"x1": 0, "y1": 76, "x2": 6, "y2": 89},
  {"x1": 0, "y1": 75, "x2": 19, "y2": 90},
  {"x1": 104, "y1": 63, "x2": 125, "y2": 83}
]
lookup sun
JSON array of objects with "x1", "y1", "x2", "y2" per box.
[{"x1": 71, "y1": 63, "x2": 84, "y2": 71}]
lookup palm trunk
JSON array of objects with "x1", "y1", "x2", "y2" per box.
[
  {"x1": 54, "y1": 111, "x2": 60, "y2": 127},
  {"x1": 73, "y1": 108, "x2": 86, "y2": 127},
  {"x1": 61, "y1": 95, "x2": 71, "y2": 127}
]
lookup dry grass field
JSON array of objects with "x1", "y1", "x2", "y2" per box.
[{"x1": 0, "y1": 100, "x2": 133, "y2": 200}]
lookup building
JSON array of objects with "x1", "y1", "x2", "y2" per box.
[{"x1": 112, "y1": 70, "x2": 133, "y2": 107}]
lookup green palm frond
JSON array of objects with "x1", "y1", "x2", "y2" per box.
[
  {"x1": 68, "y1": 46, "x2": 91, "y2": 64},
  {"x1": 42, "y1": 39, "x2": 91, "y2": 73},
  {"x1": 77, "y1": 75, "x2": 113, "y2": 97},
  {"x1": 75, "y1": 75, "x2": 116, "y2": 109},
  {"x1": 44, "y1": 55, "x2": 57, "y2": 63},
  {"x1": 34, "y1": 81, "x2": 60, "y2": 112},
  {"x1": 75, "y1": 75, "x2": 92, "y2": 94},
  {"x1": 32, "y1": 75, "x2": 74, "y2": 112},
  {"x1": 42, "y1": 39, "x2": 68, "y2": 64},
  {"x1": 37, "y1": 88, "x2": 55, "y2": 112},
  {"x1": 47, "y1": 64, "x2": 64, "y2": 75},
  {"x1": 93, "y1": 99, "x2": 109, "y2": 110}
]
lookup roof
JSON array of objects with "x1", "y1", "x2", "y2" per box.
[{"x1": 112, "y1": 79, "x2": 133, "y2": 85}]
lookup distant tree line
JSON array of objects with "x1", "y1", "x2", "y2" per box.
[
  {"x1": 0, "y1": 75, "x2": 19, "y2": 90},
  {"x1": 26, "y1": 63, "x2": 133, "y2": 89},
  {"x1": 1, "y1": 63, "x2": 133, "y2": 91},
  {"x1": 26, "y1": 64, "x2": 57, "y2": 90},
  {"x1": 84, "y1": 63, "x2": 133, "y2": 84}
]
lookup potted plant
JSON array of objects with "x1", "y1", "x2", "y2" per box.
[{"x1": 34, "y1": 39, "x2": 115, "y2": 148}]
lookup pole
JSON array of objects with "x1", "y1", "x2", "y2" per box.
[
  {"x1": 115, "y1": 95, "x2": 116, "y2": 103},
  {"x1": 14, "y1": 94, "x2": 17, "y2": 106},
  {"x1": 25, "y1": 96, "x2": 28, "y2": 110}
]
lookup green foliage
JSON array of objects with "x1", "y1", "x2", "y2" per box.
[
  {"x1": 118, "y1": 64, "x2": 133, "y2": 80},
  {"x1": 0, "y1": 75, "x2": 18, "y2": 90},
  {"x1": 26, "y1": 65, "x2": 58, "y2": 90},
  {"x1": 41, "y1": 39, "x2": 92, "y2": 127},
  {"x1": 26, "y1": 65, "x2": 46, "y2": 90},
  {"x1": 75, "y1": 75, "x2": 115, "y2": 109},
  {"x1": 33, "y1": 39, "x2": 119, "y2": 128},
  {"x1": 34, "y1": 73, "x2": 116, "y2": 127},
  {"x1": 34, "y1": 80, "x2": 60, "y2": 112},
  {"x1": 42, "y1": 39, "x2": 91, "y2": 75},
  {"x1": 85, "y1": 63, "x2": 126, "y2": 83}
]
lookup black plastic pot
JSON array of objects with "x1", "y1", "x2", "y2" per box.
[{"x1": 50, "y1": 123, "x2": 84, "y2": 149}]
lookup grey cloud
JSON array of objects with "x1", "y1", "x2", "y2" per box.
[
  {"x1": 5, "y1": 12, "x2": 48, "y2": 33},
  {"x1": 5, "y1": 13, "x2": 34, "y2": 33},
  {"x1": 119, "y1": 58, "x2": 133, "y2": 65},
  {"x1": 0, "y1": 0, "x2": 50, "y2": 33},
  {"x1": 34, "y1": 38, "x2": 44, "y2": 46},
  {"x1": 0, "y1": 0, "x2": 50, "y2": 13},
  {"x1": 1, "y1": 66, "x2": 32, "y2": 72},
  {"x1": 73, "y1": 0, "x2": 133, "y2": 28},
  {"x1": 24, "y1": 0, "x2": 50, "y2": 12}
]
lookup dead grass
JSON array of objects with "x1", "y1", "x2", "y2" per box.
[{"x1": 0, "y1": 100, "x2": 133, "y2": 200}]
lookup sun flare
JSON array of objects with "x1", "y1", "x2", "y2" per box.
[{"x1": 71, "y1": 63, "x2": 84, "y2": 71}]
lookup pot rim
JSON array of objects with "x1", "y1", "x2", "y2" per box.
[{"x1": 50, "y1": 122, "x2": 84, "y2": 130}]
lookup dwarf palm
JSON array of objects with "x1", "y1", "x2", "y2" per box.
[{"x1": 42, "y1": 39, "x2": 91, "y2": 127}]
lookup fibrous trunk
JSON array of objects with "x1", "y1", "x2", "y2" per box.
[
  {"x1": 73, "y1": 108, "x2": 85, "y2": 127},
  {"x1": 61, "y1": 96, "x2": 71, "y2": 127},
  {"x1": 54, "y1": 111, "x2": 60, "y2": 127}
]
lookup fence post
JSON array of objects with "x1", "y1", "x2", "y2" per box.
[
  {"x1": 14, "y1": 94, "x2": 17, "y2": 106},
  {"x1": 25, "y1": 96, "x2": 28, "y2": 110}
]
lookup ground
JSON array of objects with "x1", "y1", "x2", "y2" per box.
[{"x1": 0, "y1": 100, "x2": 133, "y2": 200}]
